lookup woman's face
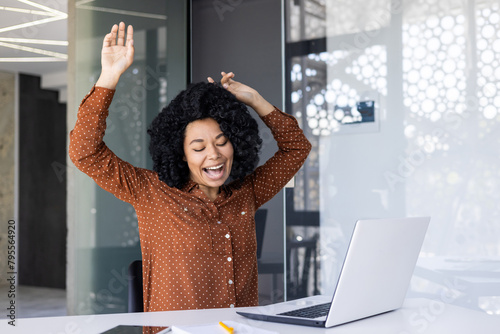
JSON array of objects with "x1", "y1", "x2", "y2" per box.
[{"x1": 183, "y1": 118, "x2": 234, "y2": 196}]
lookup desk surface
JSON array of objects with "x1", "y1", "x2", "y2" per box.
[{"x1": 2, "y1": 298, "x2": 499, "y2": 334}]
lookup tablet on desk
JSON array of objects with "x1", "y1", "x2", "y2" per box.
[{"x1": 100, "y1": 325, "x2": 170, "y2": 334}]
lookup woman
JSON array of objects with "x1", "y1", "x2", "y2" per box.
[{"x1": 69, "y1": 22, "x2": 311, "y2": 312}]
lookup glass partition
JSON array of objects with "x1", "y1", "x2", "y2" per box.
[
  {"x1": 284, "y1": 0, "x2": 500, "y2": 315},
  {"x1": 68, "y1": 0, "x2": 187, "y2": 315}
]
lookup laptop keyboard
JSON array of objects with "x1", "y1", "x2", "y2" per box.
[{"x1": 277, "y1": 302, "x2": 331, "y2": 319}]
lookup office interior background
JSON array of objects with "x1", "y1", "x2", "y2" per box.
[{"x1": 0, "y1": 0, "x2": 499, "y2": 318}]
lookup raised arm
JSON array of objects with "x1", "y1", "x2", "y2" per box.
[
  {"x1": 96, "y1": 22, "x2": 135, "y2": 89},
  {"x1": 209, "y1": 72, "x2": 311, "y2": 207},
  {"x1": 208, "y1": 72, "x2": 275, "y2": 117},
  {"x1": 69, "y1": 22, "x2": 151, "y2": 205}
]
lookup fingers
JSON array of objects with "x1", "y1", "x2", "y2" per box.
[
  {"x1": 207, "y1": 72, "x2": 235, "y2": 87},
  {"x1": 117, "y1": 22, "x2": 126, "y2": 46},
  {"x1": 221, "y1": 71, "x2": 234, "y2": 80},
  {"x1": 125, "y1": 24, "x2": 134, "y2": 63},
  {"x1": 104, "y1": 22, "x2": 132, "y2": 47},
  {"x1": 102, "y1": 33, "x2": 112, "y2": 48},
  {"x1": 110, "y1": 24, "x2": 118, "y2": 46},
  {"x1": 103, "y1": 24, "x2": 118, "y2": 47},
  {"x1": 126, "y1": 24, "x2": 134, "y2": 47},
  {"x1": 220, "y1": 71, "x2": 235, "y2": 88}
]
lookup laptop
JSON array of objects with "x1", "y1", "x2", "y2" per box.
[{"x1": 237, "y1": 216, "x2": 430, "y2": 328}]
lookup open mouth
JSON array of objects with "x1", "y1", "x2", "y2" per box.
[{"x1": 203, "y1": 163, "x2": 225, "y2": 179}]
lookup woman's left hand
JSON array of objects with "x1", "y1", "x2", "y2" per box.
[
  {"x1": 207, "y1": 72, "x2": 257, "y2": 106},
  {"x1": 208, "y1": 72, "x2": 274, "y2": 116}
]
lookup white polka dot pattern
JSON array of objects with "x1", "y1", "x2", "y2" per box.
[{"x1": 68, "y1": 86, "x2": 311, "y2": 312}]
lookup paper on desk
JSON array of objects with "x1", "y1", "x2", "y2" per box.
[{"x1": 171, "y1": 320, "x2": 278, "y2": 334}]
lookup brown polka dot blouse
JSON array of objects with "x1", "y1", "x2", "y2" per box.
[{"x1": 69, "y1": 86, "x2": 311, "y2": 312}]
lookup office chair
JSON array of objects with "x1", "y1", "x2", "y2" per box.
[
  {"x1": 286, "y1": 235, "x2": 319, "y2": 299},
  {"x1": 255, "y1": 209, "x2": 268, "y2": 260},
  {"x1": 128, "y1": 260, "x2": 143, "y2": 312}
]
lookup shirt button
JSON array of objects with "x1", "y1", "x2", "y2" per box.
[
  {"x1": 225, "y1": 233, "x2": 230, "y2": 239},
  {"x1": 228, "y1": 279, "x2": 233, "y2": 285},
  {"x1": 227, "y1": 257, "x2": 232, "y2": 262},
  {"x1": 230, "y1": 304, "x2": 235, "y2": 308},
  {"x1": 217, "y1": 221, "x2": 221, "y2": 224},
  {"x1": 241, "y1": 211, "x2": 246, "y2": 215}
]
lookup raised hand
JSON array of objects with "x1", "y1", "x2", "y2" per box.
[
  {"x1": 96, "y1": 22, "x2": 134, "y2": 89},
  {"x1": 208, "y1": 72, "x2": 274, "y2": 116}
]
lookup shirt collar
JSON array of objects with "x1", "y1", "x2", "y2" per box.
[
  {"x1": 181, "y1": 180, "x2": 198, "y2": 193},
  {"x1": 181, "y1": 180, "x2": 232, "y2": 199}
]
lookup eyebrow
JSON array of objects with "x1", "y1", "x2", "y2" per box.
[{"x1": 189, "y1": 133, "x2": 226, "y2": 145}]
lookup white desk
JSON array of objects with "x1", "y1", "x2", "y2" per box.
[
  {"x1": 2, "y1": 298, "x2": 499, "y2": 334},
  {"x1": 414, "y1": 257, "x2": 500, "y2": 310}
]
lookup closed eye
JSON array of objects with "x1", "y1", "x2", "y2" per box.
[{"x1": 217, "y1": 140, "x2": 228, "y2": 147}]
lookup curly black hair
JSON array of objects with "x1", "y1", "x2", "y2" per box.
[{"x1": 148, "y1": 81, "x2": 263, "y2": 189}]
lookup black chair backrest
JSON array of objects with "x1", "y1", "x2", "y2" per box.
[
  {"x1": 128, "y1": 260, "x2": 143, "y2": 312},
  {"x1": 255, "y1": 209, "x2": 268, "y2": 260}
]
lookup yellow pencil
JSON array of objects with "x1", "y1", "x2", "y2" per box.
[{"x1": 219, "y1": 321, "x2": 234, "y2": 334}]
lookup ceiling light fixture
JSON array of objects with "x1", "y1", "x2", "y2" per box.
[
  {"x1": 0, "y1": 16, "x2": 66, "y2": 34},
  {"x1": 0, "y1": 0, "x2": 67, "y2": 62},
  {"x1": 0, "y1": 57, "x2": 65, "y2": 62},
  {"x1": 0, "y1": 41, "x2": 67, "y2": 59},
  {"x1": 0, "y1": 37, "x2": 68, "y2": 46},
  {"x1": 17, "y1": 0, "x2": 65, "y2": 16},
  {"x1": 0, "y1": 6, "x2": 57, "y2": 16},
  {"x1": 76, "y1": 4, "x2": 167, "y2": 20},
  {"x1": 75, "y1": 0, "x2": 166, "y2": 20}
]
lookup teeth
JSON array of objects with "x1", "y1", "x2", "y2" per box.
[{"x1": 205, "y1": 164, "x2": 223, "y2": 170}]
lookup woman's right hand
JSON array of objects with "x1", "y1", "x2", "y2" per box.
[{"x1": 96, "y1": 22, "x2": 134, "y2": 89}]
